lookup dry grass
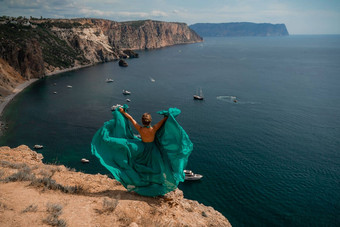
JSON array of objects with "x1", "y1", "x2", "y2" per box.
[
  {"x1": 3, "y1": 167, "x2": 35, "y2": 182},
  {"x1": 1, "y1": 160, "x2": 83, "y2": 194},
  {"x1": 43, "y1": 203, "x2": 66, "y2": 227},
  {"x1": 21, "y1": 204, "x2": 38, "y2": 213},
  {"x1": 95, "y1": 197, "x2": 119, "y2": 214},
  {"x1": 0, "y1": 160, "x2": 28, "y2": 169}
]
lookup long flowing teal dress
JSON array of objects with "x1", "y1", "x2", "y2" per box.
[{"x1": 91, "y1": 105, "x2": 193, "y2": 196}]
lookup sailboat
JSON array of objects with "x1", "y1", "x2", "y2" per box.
[{"x1": 193, "y1": 88, "x2": 204, "y2": 100}]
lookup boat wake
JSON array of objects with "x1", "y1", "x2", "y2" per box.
[{"x1": 216, "y1": 96, "x2": 260, "y2": 105}]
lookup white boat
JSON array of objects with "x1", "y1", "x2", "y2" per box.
[
  {"x1": 53, "y1": 91, "x2": 57, "y2": 94},
  {"x1": 81, "y1": 158, "x2": 89, "y2": 163},
  {"x1": 106, "y1": 78, "x2": 114, "y2": 83},
  {"x1": 193, "y1": 88, "x2": 204, "y2": 100},
  {"x1": 150, "y1": 77, "x2": 155, "y2": 82},
  {"x1": 122, "y1": 90, "x2": 131, "y2": 95},
  {"x1": 67, "y1": 85, "x2": 72, "y2": 88},
  {"x1": 33, "y1": 145, "x2": 43, "y2": 149},
  {"x1": 126, "y1": 99, "x2": 131, "y2": 102},
  {"x1": 184, "y1": 170, "x2": 203, "y2": 181}
]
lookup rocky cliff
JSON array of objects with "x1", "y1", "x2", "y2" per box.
[
  {"x1": 0, "y1": 145, "x2": 231, "y2": 227},
  {"x1": 190, "y1": 22, "x2": 289, "y2": 37},
  {"x1": 0, "y1": 18, "x2": 202, "y2": 98}
]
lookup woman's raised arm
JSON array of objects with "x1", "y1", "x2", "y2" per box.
[
  {"x1": 153, "y1": 116, "x2": 168, "y2": 131},
  {"x1": 119, "y1": 107, "x2": 141, "y2": 131}
]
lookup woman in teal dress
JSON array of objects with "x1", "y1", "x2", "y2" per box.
[{"x1": 91, "y1": 105, "x2": 193, "y2": 197}]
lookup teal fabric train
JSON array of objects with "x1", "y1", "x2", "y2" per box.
[{"x1": 91, "y1": 105, "x2": 193, "y2": 196}]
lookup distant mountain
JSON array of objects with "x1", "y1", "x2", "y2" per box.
[{"x1": 189, "y1": 22, "x2": 289, "y2": 37}]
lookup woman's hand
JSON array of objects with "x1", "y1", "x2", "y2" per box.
[{"x1": 119, "y1": 107, "x2": 124, "y2": 113}]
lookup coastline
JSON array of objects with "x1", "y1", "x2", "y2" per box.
[
  {"x1": 0, "y1": 63, "x2": 94, "y2": 117},
  {"x1": 0, "y1": 79, "x2": 38, "y2": 117}
]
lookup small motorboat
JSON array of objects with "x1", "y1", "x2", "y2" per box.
[
  {"x1": 33, "y1": 145, "x2": 43, "y2": 149},
  {"x1": 184, "y1": 170, "x2": 203, "y2": 181},
  {"x1": 106, "y1": 78, "x2": 114, "y2": 83},
  {"x1": 53, "y1": 91, "x2": 57, "y2": 94},
  {"x1": 122, "y1": 90, "x2": 131, "y2": 95},
  {"x1": 150, "y1": 77, "x2": 155, "y2": 82},
  {"x1": 67, "y1": 85, "x2": 72, "y2": 88},
  {"x1": 126, "y1": 99, "x2": 131, "y2": 102},
  {"x1": 81, "y1": 158, "x2": 89, "y2": 163}
]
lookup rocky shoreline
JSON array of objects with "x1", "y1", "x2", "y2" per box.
[{"x1": 0, "y1": 145, "x2": 231, "y2": 226}]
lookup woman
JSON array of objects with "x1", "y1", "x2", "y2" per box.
[
  {"x1": 119, "y1": 107, "x2": 168, "y2": 142},
  {"x1": 91, "y1": 105, "x2": 192, "y2": 196}
]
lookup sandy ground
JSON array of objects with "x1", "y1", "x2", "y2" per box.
[{"x1": 0, "y1": 145, "x2": 231, "y2": 227}]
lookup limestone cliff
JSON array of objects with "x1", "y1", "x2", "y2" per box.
[
  {"x1": 0, "y1": 18, "x2": 202, "y2": 97},
  {"x1": 0, "y1": 145, "x2": 231, "y2": 227}
]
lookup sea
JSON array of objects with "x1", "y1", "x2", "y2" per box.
[{"x1": 1, "y1": 35, "x2": 339, "y2": 226}]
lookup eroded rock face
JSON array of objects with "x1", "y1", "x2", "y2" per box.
[
  {"x1": 0, "y1": 18, "x2": 202, "y2": 96},
  {"x1": 0, "y1": 39, "x2": 44, "y2": 80}
]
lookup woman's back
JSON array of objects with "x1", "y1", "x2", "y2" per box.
[{"x1": 139, "y1": 126, "x2": 157, "y2": 142}]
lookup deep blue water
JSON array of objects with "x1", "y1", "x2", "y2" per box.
[{"x1": 1, "y1": 35, "x2": 340, "y2": 226}]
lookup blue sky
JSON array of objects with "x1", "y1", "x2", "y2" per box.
[{"x1": 1, "y1": 0, "x2": 339, "y2": 34}]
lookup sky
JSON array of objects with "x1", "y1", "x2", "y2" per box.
[{"x1": 0, "y1": 0, "x2": 340, "y2": 34}]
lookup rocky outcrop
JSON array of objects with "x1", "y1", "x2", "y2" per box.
[
  {"x1": 0, "y1": 145, "x2": 231, "y2": 227},
  {"x1": 190, "y1": 22, "x2": 289, "y2": 37},
  {"x1": 118, "y1": 59, "x2": 128, "y2": 67},
  {"x1": 0, "y1": 18, "x2": 202, "y2": 97}
]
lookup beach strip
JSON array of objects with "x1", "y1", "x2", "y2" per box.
[{"x1": 0, "y1": 79, "x2": 38, "y2": 116}]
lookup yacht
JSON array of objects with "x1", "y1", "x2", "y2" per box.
[
  {"x1": 67, "y1": 85, "x2": 72, "y2": 88},
  {"x1": 193, "y1": 88, "x2": 204, "y2": 100},
  {"x1": 126, "y1": 99, "x2": 131, "y2": 102},
  {"x1": 184, "y1": 170, "x2": 203, "y2": 181},
  {"x1": 123, "y1": 90, "x2": 131, "y2": 95},
  {"x1": 106, "y1": 78, "x2": 114, "y2": 83},
  {"x1": 193, "y1": 95, "x2": 204, "y2": 100}
]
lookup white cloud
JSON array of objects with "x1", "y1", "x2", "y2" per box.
[{"x1": 0, "y1": 0, "x2": 339, "y2": 34}]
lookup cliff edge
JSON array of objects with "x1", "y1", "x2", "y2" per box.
[
  {"x1": 0, "y1": 145, "x2": 231, "y2": 227},
  {"x1": 0, "y1": 17, "x2": 203, "y2": 99}
]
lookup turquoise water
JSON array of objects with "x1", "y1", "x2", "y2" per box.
[{"x1": 1, "y1": 35, "x2": 340, "y2": 226}]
